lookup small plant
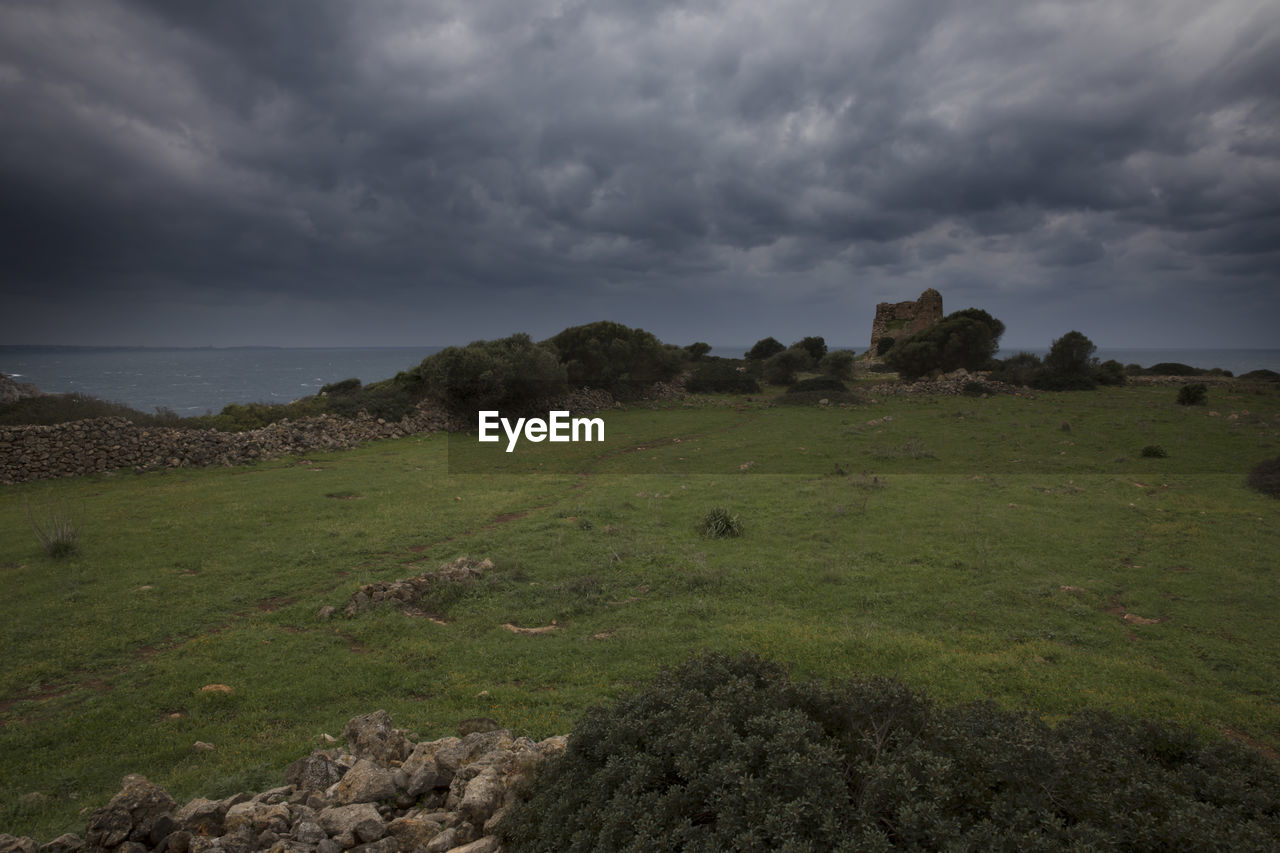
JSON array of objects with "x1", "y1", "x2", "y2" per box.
[
  {"x1": 1247, "y1": 456, "x2": 1280, "y2": 499},
  {"x1": 700, "y1": 507, "x2": 742, "y2": 538},
  {"x1": 1141, "y1": 444, "x2": 1168, "y2": 458},
  {"x1": 27, "y1": 499, "x2": 82, "y2": 558},
  {"x1": 577, "y1": 517, "x2": 594, "y2": 530},
  {"x1": 1177, "y1": 383, "x2": 1208, "y2": 406}
]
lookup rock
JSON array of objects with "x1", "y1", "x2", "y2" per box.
[
  {"x1": 333, "y1": 758, "x2": 398, "y2": 805},
  {"x1": 84, "y1": 775, "x2": 176, "y2": 849},
  {"x1": 455, "y1": 718, "x2": 500, "y2": 737},
  {"x1": 317, "y1": 803, "x2": 385, "y2": 844},
  {"x1": 286, "y1": 752, "x2": 345, "y2": 792},
  {"x1": 0, "y1": 836, "x2": 38, "y2": 853},
  {"x1": 293, "y1": 821, "x2": 327, "y2": 844},
  {"x1": 193, "y1": 741, "x2": 215, "y2": 752},
  {"x1": 450, "y1": 838, "x2": 501, "y2": 853},
  {"x1": 343, "y1": 711, "x2": 410, "y2": 765},
  {"x1": 174, "y1": 798, "x2": 226, "y2": 836},
  {"x1": 349, "y1": 839, "x2": 399, "y2": 853},
  {"x1": 37, "y1": 835, "x2": 82, "y2": 853},
  {"x1": 458, "y1": 768, "x2": 505, "y2": 826},
  {"x1": 433, "y1": 731, "x2": 514, "y2": 778},
  {"x1": 385, "y1": 817, "x2": 442, "y2": 850},
  {"x1": 316, "y1": 605, "x2": 336, "y2": 621},
  {"x1": 199, "y1": 684, "x2": 233, "y2": 695},
  {"x1": 423, "y1": 827, "x2": 460, "y2": 853}
]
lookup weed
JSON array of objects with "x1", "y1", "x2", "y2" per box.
[
  {"x1": 26, "y1": 499, "x2": 82, "y2": 558},
  {"x1": 1141, "y1": 444, "x2": 1169, "y2": 458},
  {"x1": 700, "y1": 507, "x2": 742, "y2": 538}
]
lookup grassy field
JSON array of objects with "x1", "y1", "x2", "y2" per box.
[{"x1": 2, "y1": 382, "x2": 1278, "y2": 839}]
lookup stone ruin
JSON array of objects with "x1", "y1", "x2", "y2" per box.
[{"x1": 868, "y1": 288, "x2": 943, "y2": 355}]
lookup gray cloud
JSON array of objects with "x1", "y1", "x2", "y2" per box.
[{"x1": 1, "y1": 0, "x2": 1277, "y2": 347}]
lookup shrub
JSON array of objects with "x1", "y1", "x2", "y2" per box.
[
  {"x1": 319, "y1": 377, "x2": 362, "y2": 396},
  {"x1": 1095, "y1": 359, "x2": 1126, "y2": 386},
  {"x1": 745, "y1": 336, "x2": 786, "y2": 361},
  {"x1": 27, "y1": 499, "x2": 82, "y2": 558},
  {"x1": 1177, "y1": 383, "x2": 1208, "y2": 406},
  {"x1": 415, "y1": 333, "x2": 567, "y2": 419},
  {"x1": 875, "y1": 336, "x2": 896, "y2": 356},
  {"x1": 683, "y1": 342, "x2": 712, "y2": 361},
  {"x1": 685, "y1": 361, "x2": 760, "y2": 394},
  {"x1": 762, "y1": 347, "x2": 812, "y2": 386},
  {"x1": 0, "y1": 393, "x2": 174, "y2": 427},
  {"x1": 819, "y1": 350, "x2": 855, "y2": 380},
  {"x1": 786, "y1": 376, "x2": 847, "y2": 395},
  {"x1": 547, "y1": 321, "x2": 682, "y2": 399},
  {"x1": 1240, "y1": 369, "x2": 1280, "y2": 382},
  {"x1": 884, "y1": 309, "x2": 1005, "y2": 380},
  {"x1": 323, "y1": 381, "x2": 421, "y2": 421},
  {"x1": 1246, "y1": 456, "x2": 1280, "y2": 498},
  {"x1": 1147, "y1": 362, "x2": 1200, "y2": 376},
  {"x1": 792, "y1": 336, "x2": 827, "y2": 363},
  {"x1": 500, "y1": 652, "x2": 1280, "y2": 852},
  {"x1": 1034, "y1": 330, "x2": 1099, "y2": 390},
  {"x1": 700, "y1": 507, "x2": 742, "y2": 538},
  {"x1": 1142, "y1": 444, "x2": 1169, "y2": 458}
]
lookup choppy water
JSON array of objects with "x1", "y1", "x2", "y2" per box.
[{"x1": 0, "y1": 347, "x2": 441, "y2": 414}]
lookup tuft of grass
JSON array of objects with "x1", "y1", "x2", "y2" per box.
[
  {"x1": 700, "y1": 507, "x2": 742, "y2": 538},
  {"x1": 26, "y1": 499, "x2": 82, "y2": 558},
  {"x1": 1141, "y1": 444, "x2": 1169, "y2": 459}
]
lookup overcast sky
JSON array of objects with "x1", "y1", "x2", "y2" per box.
[{"x1": 1, "y1": 0, "x2": 1277, "y2": 350}]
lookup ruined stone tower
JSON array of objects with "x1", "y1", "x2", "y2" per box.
[{"x1": 869, "y1": 288, "x2": 943, "y2": 354}]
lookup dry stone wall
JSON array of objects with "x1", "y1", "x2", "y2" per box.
[{"x1": 0, "y1": 407, "x2": 454, "y2": 485}]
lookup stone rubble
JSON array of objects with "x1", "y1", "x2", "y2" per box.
[
  {"x1": 338, "y1": 558, "x2": 492, "y2": 620},
  {"x1": 0, "y1": 711, "x2": 566, "y2": 853}
]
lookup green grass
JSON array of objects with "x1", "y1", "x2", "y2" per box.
[{"x1": 2, "y1": 384, "x2": 1279, "y2": 839}]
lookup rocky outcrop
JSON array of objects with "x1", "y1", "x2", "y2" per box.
[
  {"x1": 2, "y1": 712, "x2": 567, "y2": 853},
  {"x1": 340, "y1": 558, "x2": 492, "y2": 620},
  {"x1": 869, "y1": 288, "x2": 943, "y2": 354},
  {"x1": 0, "y1": 405, "x2": 454, "y2": 485},
  {"x1": 0, "y1": 373, "x2": 47, "y2": 405}
]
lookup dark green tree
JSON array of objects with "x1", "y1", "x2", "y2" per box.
[
  {"x1": 745, "y1": 336, "x2": 786, "y2": 361},
  {"x1": 415, "y1": 333, "x2": 567, "y2": 418},
  {"x1": 683, "y1": 342, "x2": 713, "y2": 361},
  {"x1": 546, "y1": 321, "x2": 682, "y2": 399},
  {"x1": 884, "y1": 309, "x2": 1005, "y2": 380},
  {"x1": 1035, "y1": 330, "x2": 1099, "y2": 390},
  {"x1": 793, "y1": 336, "x2": 828, "y2": 363}
]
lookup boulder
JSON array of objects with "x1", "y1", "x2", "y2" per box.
[
  {"x1": 84, "y1": 775, "x2": 175, "y2": 849},
  {"x1": 343, "y1": 711, "x2": 410, "y2": 765}
]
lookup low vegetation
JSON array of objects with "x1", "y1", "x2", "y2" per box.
[
  {"x1": 500, "y1": 652, "x2": 1280, "y2": 851},
  {"x1": 2, "y1": 381, "x2": 1278, "y2": 843}
]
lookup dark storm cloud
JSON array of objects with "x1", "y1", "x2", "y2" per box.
[{"x1": 1, "y1": 0, "x2": 1277, "y2": 346}]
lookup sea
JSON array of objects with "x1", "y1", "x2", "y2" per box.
[{"x1": 2, "y1": 345, "x2": 1278, "y2": 416}]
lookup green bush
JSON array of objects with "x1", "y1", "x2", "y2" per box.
[
  {"x1": 415, "y1": 333, "x2": 567, "y2": 419},
  {"x1": 546, "y1": 321, "x2": 682, "y2": 399},
  {"x1": 500, "y1": 652, "x2": 1280, "y2": 852},
  {"x1": 884, "y1": 309, "x2": 1005, "y2": 380},
  {"x1": 819, "y1": 350, "x2": 856, "y2": 380},
  {"x1": 1148, "y1": 362, "x2": 1200, "y2": 376},
  {"x1": 1247, "y1": 456, "x2": 1280, "y2": 498},
  {"x1": 1094, "y1": 359, "x2": 1126, "y2": 386},
  {"x1": 988, "y1": 350, "x2": 1043, "y2": 386},
  {"x1": 684, "y1": 342, "x2": 713, "y2": 361},
  {"x1": 700, "y1": 507, "x2": 743, "y2": 538},
  {"x1": 0, "y1": 393, "x2": 176, "y2": 427},
  {"x1": 875, "y1": 336, "x2": 896, "y2": 356},
  {"x1": 745, "y1": 336, "x2": 786, "y2": 361},
  {"x1": 319, "y1": 377, "x2": 362, "y2": 396},
  {"x1": 1240, "y1": 369, "x2": 1280, "y2": 382},
  {"x1": 786, "y1": 376, "x2": 847, "y2": 395},
  {"x1": 792, "y1": 336, "x2": 827, "y2": 363},
  {"x1": 1034, "y1": 331, "x2": 1099, "y2": 390},
  {"x1": 1142, "y1": 444, "x2": 1169, "y2": 458},
  {"x1": 762, "y1": 347, "x2": 812, "y2": 386},
  {"x1": 1177, "y1": 383, "x2": 1208, "y2": 406},
  {"x1": 685, "y1": 361, "x2": 760, "y2": 394}
]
